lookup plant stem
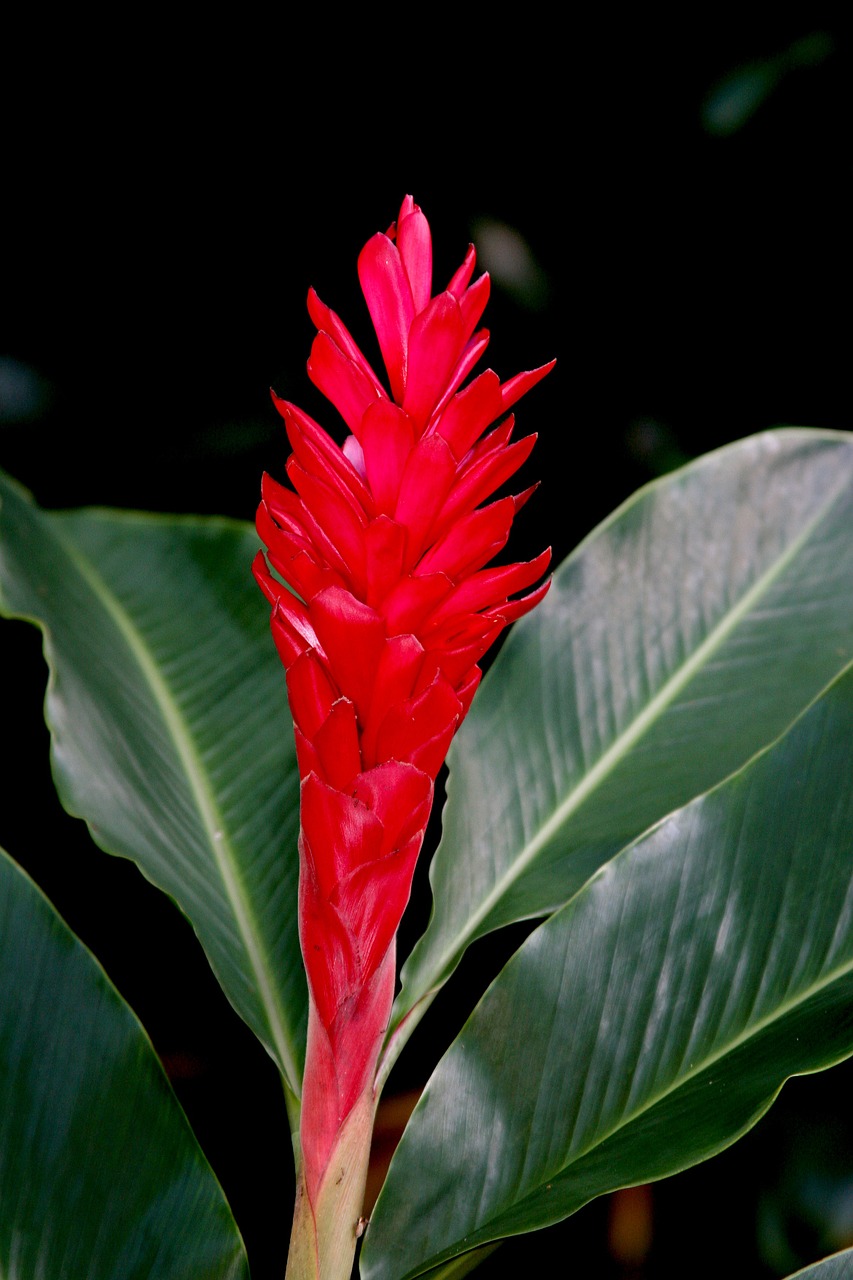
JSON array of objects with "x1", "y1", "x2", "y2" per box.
[
  {"x1": 283, "y1": 1076, "x2": 302, "y2": 1149},
  {"x1": 285, "y1": 1087, "x2": 374, "y2": 1280}
]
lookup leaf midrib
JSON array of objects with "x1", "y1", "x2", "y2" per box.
[
  {"x1": 540, "y1": 945, "x2": 853, "y2": 1202},
  {"x1": 49, "y1": 516, "x2": 301, "y2": 1093},
  {"x1": 403, "y1": 460, "x2": 852, "y2": 1012},
  {"x1": 418, "y1": 933, "x2": 853, "y2": 1274}
]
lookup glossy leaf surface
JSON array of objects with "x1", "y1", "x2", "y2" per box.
[
  {"x1": 0, "y1": 844, "x2": 249, "y2": 1279},
  {"x1": 365, "y1": 662, "x2": 853, "y2": 1277},
  {"x1": 396, "y1": 429, "x2": 853, "y2": 1029},
  {"x1": 787, "y1": 1252, "x2": 853, "y2": 1280},
  {"x1": 0, "y1": 473, "x2": 305, "y2": 1091}
]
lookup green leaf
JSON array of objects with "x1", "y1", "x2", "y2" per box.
[
  {"x1": 0, "y1": 843, "x2": 249, "y2": 1279},
  {"x1": 786, "y1": 1251, "x2": 853, "y2": 1280},
  {"x1": 394, "y1": 429, "x2": 853, "y2": 1038},
  {"x1": 364, "y1": 662, "x2": 853, "y2": 1278},
  {"x1": 0, "y1": 473, "x2": 305, "y2": 1094}
]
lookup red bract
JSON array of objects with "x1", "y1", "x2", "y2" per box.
[{"x1": 254, "y1": 196, "x2": 552, "y2": 1215}]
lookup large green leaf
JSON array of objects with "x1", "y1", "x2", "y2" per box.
[
  {"x1": 0, "y1": 843, "x2": 249, "y2": 1278},
  {"x1": 788, "y1": 1251, "x2": 853, "y2": 1279},
  {"x1": 364, "y1": 662, "x2": 853, "y2": 1278},
  {"x1": 0, "y1": 473, "x2": 305, "y2": 1094},
  {"x1": 394, "y1": 429, "x2": 853, "y2": 1040}
]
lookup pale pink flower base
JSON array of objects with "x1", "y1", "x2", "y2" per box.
[{"x1": 285, "y1": 1082, "x2": 375, "y2": 1280}]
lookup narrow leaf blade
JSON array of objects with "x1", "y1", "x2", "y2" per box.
[
  {"x1": 0, "y1": 844, "x2": 249, "y2": 1279},
  {"x1": 397, "y1": 429, "x2": 853, "y2": 1025},
  {"x1": 0, "y1": 473, "x2": 305, "y2": 1090}
]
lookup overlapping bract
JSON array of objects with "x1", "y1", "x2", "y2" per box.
[{"x1": 254, "y1": 197, "x2": 551, "y2": 1169}]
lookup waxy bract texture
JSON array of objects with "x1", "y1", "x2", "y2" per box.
[{"x1": 254, "y1": 196, "x2": 552, "y2": 1198}]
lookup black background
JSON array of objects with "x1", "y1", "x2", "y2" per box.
[{"x1": 2, "y1": 9, "x2": 851, "y2": 1277}]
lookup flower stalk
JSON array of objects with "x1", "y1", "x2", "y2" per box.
[{"x1": 255, "y1": 196, "x2": 553, "y2": 1277}]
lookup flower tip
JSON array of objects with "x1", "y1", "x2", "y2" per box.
[
  {"x1": 531, "y1": 546, "x2": 553, "y2": 578},
  {"x1": 525, "y1": 562, "x2": 554, "y2": 606},
  {"x1": 260, "y1": 469, "x2": 281, "y2": 504},
  {"x1": 500, "y1": 361, "x2": 554, "y2": 413},
  {"x1": 269, "y1": 388, "x2": 289, "y2": 422},
  {"x1": 513, "y1": 483, "x2": 540, "y2": 513},
  {"x1": 447, "y1": 244, "x2": 478, "y2": 296},
  {"x1": 252, "y1": 548, "x2": 279, "y2": 604},
  {"x1": 306, "y1": 286, "x2": 321, "y2": 319},
  {"x1": 385, "y1": 195, "x2": 421, "y2": 240}
]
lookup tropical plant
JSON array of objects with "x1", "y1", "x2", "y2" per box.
[{"x1": 1, "y1": 198, "x2": 851, "y2": 1279}]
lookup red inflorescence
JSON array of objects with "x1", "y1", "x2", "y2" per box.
[{"x1": 254, "y1": 195, "x2": 552, "y2": 1193}]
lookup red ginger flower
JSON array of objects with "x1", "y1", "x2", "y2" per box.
[{"x1": 254, "y1": 196, "x2": 552, "y2": 1220}]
